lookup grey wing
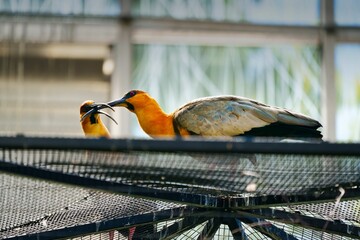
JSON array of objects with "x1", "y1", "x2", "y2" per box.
[{"x1": 174, "y1": 96, "x2": 321, "y2": 136}]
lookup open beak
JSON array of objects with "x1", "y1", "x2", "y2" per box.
[{"x1": 80, "y1": 103, "x2": 118, "y2": 125}]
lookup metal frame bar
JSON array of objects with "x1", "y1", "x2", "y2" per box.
[
  {"x1": 0, "y1": 136, "x2": 360, "y2": 156},
  {"x1": 320, "y1": 0, "x2": 336, "y2": 141},
  {"x1": 109, "y1": 15, "x2": 132, "y2": 137},
  {"x1": 225, "y1": 218, "x2": 248, "y2": 240}
]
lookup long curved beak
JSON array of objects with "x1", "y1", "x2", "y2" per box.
[
  {"x1": 107, "y1": 97, "x2": 134, "y2": 111},
  {"x1": 107, "y1": 98, "x2": 127, "y2": 107},
  {"x1": 97, "y1": 110, "x2": 118, "y2": 125},
  {"x1": 80, "y1": 103, "x2": 118, "y2": 124}
]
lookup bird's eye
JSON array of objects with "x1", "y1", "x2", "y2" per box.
[{"x1": 128, "y1": 91, "x2": 136, "y2": 97}]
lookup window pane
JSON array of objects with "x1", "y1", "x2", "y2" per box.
[
  {"x1": 335, "y1": 44, "x2": 360, "y2": 142},
  {"x1": 0, "y1": 45, "x2": 109, "y2": 136},
  {"x1": 132, "y1": 0, "x2": 319, "y2": 25},
  {"x1": 335, "y1": 0, "x2": 360, "y2": 26},
  {"x1": 131, "y1": 44, "x2": 321, "y2": 137},
  {"x1": 0, "y1": 0, "x2": 120, "y2": 16}
]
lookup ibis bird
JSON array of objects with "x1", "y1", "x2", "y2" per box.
[
  {"x1": 80, "y1": 101, "x2": 137, "y2": 239},
  {"x1": 83, "y1": 90, "x2": 322, "y2": 139},
  {"x1": 79, "y1": 100, "x2": 118, "y2": 138}
]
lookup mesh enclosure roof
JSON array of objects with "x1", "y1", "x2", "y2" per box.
[
  {"x1": 0, "y1": 172, "x2": 186, "y2": 239},
  {"x1": 0, "y1": 136, "x2": 359, "y2": 239}
]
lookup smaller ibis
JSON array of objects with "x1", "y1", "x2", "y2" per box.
[{"x1": 79, "y1": 100, "x2": 117, "y2": 138}]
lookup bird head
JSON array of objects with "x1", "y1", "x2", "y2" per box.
[
  {"x1": 106, "y1": 90, "x2": 151, "y2": 112},
  {"x1": 80, "y1": 100, "x2": 118, "y2": 124},
  {"x1": 81, "y1": 90, "x2": 157, "y2": 120}
]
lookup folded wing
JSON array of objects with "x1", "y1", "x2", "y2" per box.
[{"x1": 173, "y1": 96, "x2": 322, "y2": 138}]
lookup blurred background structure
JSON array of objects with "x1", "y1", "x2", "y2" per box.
[{"x1": 0, "y1": 0, "x2": 359, "y2": 142}]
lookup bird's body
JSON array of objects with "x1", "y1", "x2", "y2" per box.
[
  {"x1": 101, "y1": 90, "x2": 322, "y2": 139},
  {"x1": 80, "y1": 100, "x2": 111, "y2": 138},
  {"x1": 174, "y1": 95, "x2": 322, "y2": 138}
]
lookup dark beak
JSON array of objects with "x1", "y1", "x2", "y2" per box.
[
  {"x1": 80, "y1": 103, "x2": 118, "y2": 124},
  {"x1": 107, "y1": 97, "x2": 134, "y2": 111},
  {"x1": 107, "y1": 97, "x2": 127, "y2": 107}
]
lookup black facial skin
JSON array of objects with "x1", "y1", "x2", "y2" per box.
[
  {"x1": 80, "y1": 104, "x2": 97, "y2": 124},
  {"x1": 116, "y1": 91, "x2": 136, "y2": 111},
  {"x1": 125, "y1": 102, "x2": 135, "y2": 111},
  {"x1": 80, "y1": 104, "x2": 94, "y2": 114},
  {"x1": 125, "y1": 90, "x2": 137, "y2": 99}
]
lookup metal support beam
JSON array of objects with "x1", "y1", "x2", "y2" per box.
[
  {"x1": 0, "y1": 15, "x2": 360, "y2": 46},
  {"x1": 109, "y1": 16, "x2": 132, "y2": 137},
  {"x1": 321, "y1": 0, "x2": 336, "y2": 141},
  {"x1": 1, "y1": 15, "x2": 360, "y2": 46},
  {"x1": 224, "y1": 218, "x2": 247, "y2": 240},
  {"x1": 132, "y1": 18, "x2": 321, "y2": 46},
  {"x1": 197, "y1": 218, "x2": 221, "y2": 240},
  {"x1": 109, "y1": 0, "x2": 132, "y2": 137},
  {"x1": 0, "y1": 16, "x2": 319, "y2": 47}
]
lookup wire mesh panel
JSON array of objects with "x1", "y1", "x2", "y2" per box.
[
  {"x1": 1, "y1": 146, "x2": 358, "y2": 205},
  {"x1": 0, "y1": 136, "x2": 360, "y2": 239},
  {"x1": 0, "y1": 172, "x2": 188, "y2": 239}
]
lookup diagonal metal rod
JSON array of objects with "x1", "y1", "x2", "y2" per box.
[
  {"x1": 197, "y1": 218, "x2": 221, "y2": 240},
  {"x1": 224, "y1": 218, "x2": 248, "y2": 240},
  {"x1": 144, "y1": 216, "x2": 209, "y2": 239}
]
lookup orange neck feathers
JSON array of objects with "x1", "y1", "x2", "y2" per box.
[
  {"x1": 110, "y1": 91, "x2": 190, "y2": 138},
  {"x1": 133, "y1": 99, "x2": 176, "y2": 138},
  {"x1": 81, "y1": 113, "x2": 111, "y2": 138}
]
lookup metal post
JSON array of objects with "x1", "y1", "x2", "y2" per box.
[
  {"x1": 109, "y1": 0, "x2": 132, "y2": 137},
  {"x1": 320, "y1": 0, "x2": 336, "y2": 141}
]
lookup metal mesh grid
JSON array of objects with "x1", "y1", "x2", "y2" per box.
[
  {"x1": 0, "y1": 173, "x2": 90, "y2": 232},
  {"x1": 1, "y1": 149, "x2": 359, "y2": 198},
  {"x1": 1, "y1": 137, "x2": 360, "y2": 239},
  {"x1": 291, "y1": 200, "x2": 360, "y2": 223},
  {"x1": 0, "y1": 172, "x2": 183, "y2": 239},
  {"x1": 1, "y1": 168, "x2": 360, "y2": 239}
]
